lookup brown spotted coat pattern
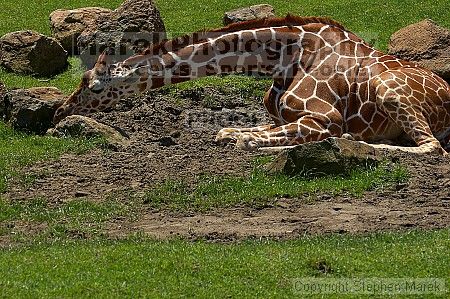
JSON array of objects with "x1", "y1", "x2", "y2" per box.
[{"x1": 54, "y1": 16, "x2": 450, "y2": 153}]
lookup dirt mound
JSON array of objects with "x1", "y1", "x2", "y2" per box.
[
  {"x1": 7, "y1": 85, "x2": 270, "y2": 200},
  {"x1": 4, "y1": 84, "x2": 450, "y2": 240}
]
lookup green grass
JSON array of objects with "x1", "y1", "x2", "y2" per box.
[
  {"x1": 0, "y1": 57, "x2": 86, "y2": 94},
  {"x1": 0, "y1": 196, "x2": 138, "y2": 243},
  {"x1": 0, "y1": 229, "x2": 448, "y2": 298},
  {"x1": 144, "y1": 163, "x2": 408, "y2": 211},
  {"x1": 0, "y1": 161, "x2": 408, "y2": 242},
  {"x1": 0, "y1": 197, "x2": 134, "y2": 224},
  {"x1": 0, "y1": 157, "x2": 408, "y2": 245},
  {"x1": 156, "y1": 0, "x2": 450, "y2": 51},
  {"x1": 163, "y1": 74, "x2": 270, "y2": 96},
  {"x1": 2, "y1": 0, "x2": 448, "y2": 47},
  {"x1": 0, "y1": 122, "x2": 101, "y2": 193},
  {"x1": 1, "y1": 0, "x2": 449, "y2": 92},
  {"x1": 160, "y1": 74, "x2": 271, "y2": 109},
  {"x1": 0, "y1": 3, "x2": 447, "y2": 296}
]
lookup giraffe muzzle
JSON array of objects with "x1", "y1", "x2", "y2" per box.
[{"x1": 53, "y1": 105, "x2": 73, "y2": 125}]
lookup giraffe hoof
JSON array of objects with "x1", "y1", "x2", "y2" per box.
[
  {"x1": 435, "y1": 146, "x2": 448, "y2": 156},
  {"x1": 215, "y1": 129, "x2": 239, "y2": 145},
  {"x1": 215, "y1": 135, "x2": 237, "y2": 145},
  {"x1": 236, "y1": 134, "x2": 259, "y2": 151},
  {"x1": 341, "y1": 133, "x2": 355, "y2": 141}
]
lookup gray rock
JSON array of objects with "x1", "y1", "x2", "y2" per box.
[
  {"x1": 266, "y1": 138, "x2": 380, "y2": 176},
  {"x1": 223, "y1": 4, "x2": 275, "y2": 25},
  {"x1": 49, "y1": 7, "x2": 112, "y2": 55},
  {"x1": 48, "y1": 115, "x2": 129, "y2": 148},
  {"x1": 1, "y1": 87, "x2": 65, "y2": 134},
  {"x1": 388, "y1": 19, "x2": 450, "y2": 81},
  {"x1": 77, "y1": 0, "x2": 166, "y2": 68},
  {"x1": 0, "y1": 30, "x2": 68, "y2": 77}
]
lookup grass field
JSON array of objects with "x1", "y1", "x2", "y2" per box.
[
  {"x1": 0, "y1": 229, "x2": 448, "y2": 298},
  {"x1": 0, "y1": 123, "x2": 101, "y2": 193},
  {"x1": 0, "y1": 161, "x2": 408, "y2": 245},
  {"x1": 0, "y1": 1, "x2": 449, "y2": 297},
  {"x1": 144, "y1": 163, "x2": 408, "y2": 211}
]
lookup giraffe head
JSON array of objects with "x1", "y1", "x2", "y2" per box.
[{"x1": 53, "y1": 52, "x2": 138, "y2": 124}]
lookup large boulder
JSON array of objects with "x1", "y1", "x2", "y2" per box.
[
  {"x1": 77, "y1": 0, "x2": 166, "y2": 68},
  {"x1": 0, "y1": 31, "x2": 68, "y2": 77},
  {"x1": 49, "y1": 7, "x2": 112, "y2": 55},
  {"x1": 1, "y1": 87, "x2": 65, "y2": 134},
  {"x1": 266, "y1": 138, "x2": 380, "y2": 176},
  {"x1": 48, "y1": 115, "x2": 129, "y2": 149},
  {"x1": 388, "y1": 19, "x2": 450, "y2": 81},
  {"x1": 223, "y1": 4, "x2": 275, "y2": 25}
]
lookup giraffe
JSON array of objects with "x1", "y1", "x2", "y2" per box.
[{"x1": 53, "y1": 15, "x2": 450, "y2": 154}]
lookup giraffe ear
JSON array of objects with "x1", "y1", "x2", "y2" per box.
[
  {"x1": 94, "y1": 51, "x2": 110, "y2": 74},
  {"x1": 97, "y1": 50, "x2": 110, "y2": 63}
]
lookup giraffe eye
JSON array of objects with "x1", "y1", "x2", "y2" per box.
[
  {"x1": 96, "y1": 68, "x2": 106, "y2": 76},
  {"x1": 91, "y1": 87, "x2": 104, "y2": 94},
  {"x1": 89, "y1": 79, "x2": 104, "y2": 93},
  {"x1": 95, "y1": 62, "x2": 110, "y2": 76}
]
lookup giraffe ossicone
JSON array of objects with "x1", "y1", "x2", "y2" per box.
[{"x1": 54, "y1": 15, "x2": 450, "y2": 154}]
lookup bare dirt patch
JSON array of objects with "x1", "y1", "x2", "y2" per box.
[{"x1": 3, "y1": 85, "x2": 450, "y2": 241}]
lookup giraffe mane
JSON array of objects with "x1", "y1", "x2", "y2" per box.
[
  {"x1": 122, "y1": 14, "x2": 347, "y2": 65},
  {"x1": 219, "y1": 14, "x2": 345, "y2": 33}
]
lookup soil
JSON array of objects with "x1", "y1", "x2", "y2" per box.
[{"x1": 3, "y1": 86, "x2": 450, "y2": 241}]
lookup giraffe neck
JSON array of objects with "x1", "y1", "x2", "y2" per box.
[
  {"x1": 118, "y1": 25, "x2": 335, "y2": 92},
  {"x1": 62, "y1": 21, "x2": 383, "y2": 118}
]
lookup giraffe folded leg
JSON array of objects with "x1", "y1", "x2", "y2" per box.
[
  {"x1": 235, "y1": 116, "x2": 341, "y2": 151},
  {"x1": 216, "y1": 81, "x2": 288, "y2": 146},
  {"x1": 373, "y1": 72, "x2": 447, "y2": 155},
  {"x1": 363, "y1": 141, "x2": 445, "y2": 154},
  {"x1": 215, "y1": 124, "x2": 275, "y2": 145}
]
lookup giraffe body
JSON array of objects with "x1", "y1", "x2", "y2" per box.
[{"x1": 54, "y1": 16, "x2": 450, "y2": 154}]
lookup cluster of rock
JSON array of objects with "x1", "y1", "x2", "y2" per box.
[
  {"x1": 1, "y1": 0, "x2": 448, "y2": 78},
  {"x1": 0, "y1": 85, "x2": 128, "y2": 147},
  {"x1": 0, "y1": 0, "x2": 167, "y2": 146},
  {"x1": 0, "y1": 0, "x2": 166, "y2": 76}
]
